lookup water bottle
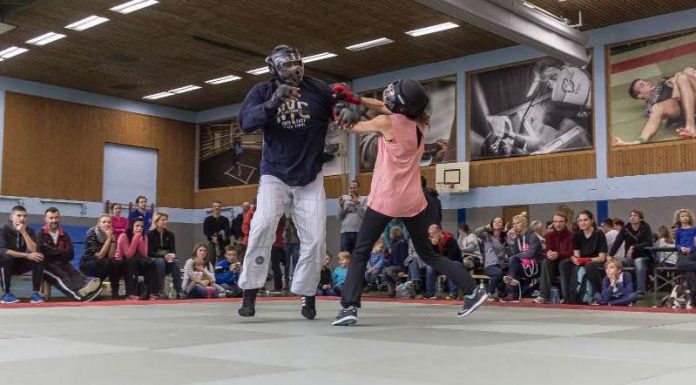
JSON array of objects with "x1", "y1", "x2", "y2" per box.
[{"x1": 549, "y1": 286, "x2": 560, "y2": 304}]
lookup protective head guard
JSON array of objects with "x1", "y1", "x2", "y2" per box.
[
  {"x1": 382, "y1": 79, "x2": 429, "y2": 119},
  {"x1": 266, "y1": 45, "x2": 304, "y2": 86}
]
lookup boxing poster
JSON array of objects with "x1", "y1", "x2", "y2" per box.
[
  {"x1": 469, "y1": 57, "x2": 593, "y2": 160},
  {"x1": 198, "y1": 117, "x2": 262, "y2": 189},
  {"x1": 610, "y1": 30, "x2": 696, "y2": 147},
  {"x1": 358, "y1": 76, "x2": 457, "y2": 172}
]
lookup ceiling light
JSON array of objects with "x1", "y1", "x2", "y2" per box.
[
  {"x1": 205, "y1": 75, "x2": 242, "y2": 85},
  {"x1": 405, "y1": 22, "x2": 459, "y2": 37},
  {"x1": 143, "y1": 92, "x2": 173, "y2": 100},
  {"x1": 0, "y1": 46, "x2": 29, "y2": 59},
  {"x1": 65, "y1": 15, "x2": 109, "y2": 31},
  {"x1": 247, "y1": 67, "x2": 269, "y2": 75},
  {"x1": 169, "y1": 85, "x2": 201, "y2": 94},
  {"x1": 26, "y1": 32, "x2": 67, "y2": 46},
  {"x1": 346, "y1": 38, "x2": 394, "y2": 51},
  {"x1": 303, "y1": 52, "x2": 337, "y2": 63},
  {"x1": 110, "y1": 0, "x2": 159, "y2": 14}
]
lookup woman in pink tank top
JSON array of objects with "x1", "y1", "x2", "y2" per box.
[{"x1": 330, "y1": 79, "x2": 487, "y2": 326}]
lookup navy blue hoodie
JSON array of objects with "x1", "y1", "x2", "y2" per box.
[{"x1": 239, "y1": 77, "x2": 334, "y2": 186}]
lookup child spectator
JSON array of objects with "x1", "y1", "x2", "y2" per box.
[
  {"x1": 655, "y1": 225, "x2": 677, "y2": 266},
  {"x1": 317, "y1": 252, "x2": 333, "y2": 296},
  {"x1": 674, "y1": 209, "x2": 696, "y2": 297},
  {"x1": 364, "y1": 239, "x2": 385, "y2": 291},
  {"x1": 215, "y1": 245, "x2": 242, "y2": 297},
  {"x1": 183, "y1": 243, "x2": 223, "y2": 298},
  {"x1": 594, "y1": 259, "x2": 637, "y2": 306},
  {"x1": 332, "y1": 251, "x2": 350, "y2": 296}
]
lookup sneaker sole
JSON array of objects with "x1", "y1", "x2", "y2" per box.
[
  {"x1": 30, "y1": 299, "x2": 45, "y2": 304},
  {"x1": 81, "y1": 287, "x2": 103, "y2": 302},
  {"x1": 331, "y1": 315, "x2": 357, "y2": 326},
  {"x1": 1, "y1": 300, "x2": 20, "y2": 304},
  {"x1": 458, "y1": 292, "x2": 489, "y2": 318}
]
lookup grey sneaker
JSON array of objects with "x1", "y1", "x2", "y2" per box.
[
  {"x1": 331, "y1": 306, "x2": 358, "y2": 326},
  {"x1": 458, "y1": 288, "x2": 488, "y2": 317},
  {"x1": 78, "y1": 278, "x2": 102, "y2": 297}
]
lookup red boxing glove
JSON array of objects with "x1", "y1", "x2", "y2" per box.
[{"x1": 332, "y1": 83, "x2": 361, "y2": 105}]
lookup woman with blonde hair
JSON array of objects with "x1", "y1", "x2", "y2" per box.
[
  {"x1": 674, "y1": 209, "x2": 696, "y2": 298},
  {"x1": 80, "y1": 214, "x2": 124, "y2": 299},
  {"x1": 146, "y1": 212, "x2": 182, "y2": 299},
  {"x1": 501, "y1": 213, "x2": 543, "y2": 302}
]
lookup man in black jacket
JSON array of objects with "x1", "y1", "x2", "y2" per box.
[
  {"x1": 0, "y1": 205, "x2": 45, "y2": 304},
  {"x1": 608, "y1": 209, "x2": 653, "y2": 296},
  {"x1": 204, "y1": 201, "x2": 231, "y2": 260}
]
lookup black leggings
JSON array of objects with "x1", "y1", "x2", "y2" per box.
[{"x1": 341, "y1": 207, "x2": 477, "y2": 308}]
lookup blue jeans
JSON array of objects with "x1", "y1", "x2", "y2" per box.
[
  {"x1": 484, "y1": 265, "x2": 506, "y2": 294},
  {"x1": 153, "y1": 258, "x2": 182, "y2": 295},
  {"x1": 187, "y1": 284, "x2": 212, "y2": 298},
  {"x1": 408, "y1": 260, "x2": 422, "y2": 282},
  {"x1": 332, "y1": 284, "x2": 344, "y2": 296},
  {"x1": 622, "y1": 257, "x2": 648, "y2": 294},
  {"x1": 284, "y1": 243, "x2": 300, "y2": 273},
  {"x1": 341, "y1": 232, "x2": 358, "y2": 253},
  {"x1": 316, "y1": 287, "x2": 332, "y2": 296},
  {"x1": 425, "y1": 265, "x2": 458, "y2": 297},
  {"x1": 364, "y1": 270, "x2": 381, "y2": 286},
  {"x1": 508, "y1": 256, "x2": 523, "y2": 279}
]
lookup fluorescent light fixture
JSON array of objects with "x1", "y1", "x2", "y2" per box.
[
  {"x1": 65, "y1": 15, "x2": 109, "y2": 31},
  {"x1": 143, "y1": 91, "x2": 173, "y2": 100},
  {"x1": 205, "y1": 75, "x2": 242, "y2": 85},
  {"x1": 247, "y1": 67, "x2": 269, "y2": 75},
  {"x1": 346, "y1": 37, "x2": 393, "y2": 51},
  {"x1": 169, "y1": 85, "x2": 201, "y2": 94},
  {"x1": 405, "y1": 22, "x2": 459, "y2": 37},
  {"x1": 110, "y1": 0, "x2": 159, "y2": 14},
  {"x1": 303, "y1": 52, "x2": 337, "y2": 63},
  {"x1": 26, "y1": 32, "x2": 66, "y2": 46},
  {"x1": 0, "y1": 46, "x2": 29, "y2": 59}
]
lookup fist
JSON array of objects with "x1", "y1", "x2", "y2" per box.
[
  {"x1": 337, "y1": 108, "x2": 360, "y2": 128},
  {"x1": 332, "y1": 83, "x2": 361, "y2": 105}
]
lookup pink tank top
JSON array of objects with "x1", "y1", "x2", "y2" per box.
[{"x1": 367, "y1": 114, "x2": 427, "y2": 218}]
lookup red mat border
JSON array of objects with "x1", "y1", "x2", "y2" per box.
[{"x1": 1, "y1": 296, "x2": 695, "y2": 315}]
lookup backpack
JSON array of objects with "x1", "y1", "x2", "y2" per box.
[{"x1": 395, "y1": 281, "x2": 416, "y2": 299}]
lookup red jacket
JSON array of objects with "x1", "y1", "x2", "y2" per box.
[
  {"x1": 544, "y1": 228, "x2": 574, "y2": 260},
  {"x1": 241, "y1": 208, "x2": 255, "y2": 245},
  {"x1": 273, "y1": 216, "x2": 285, "y2": 248}
]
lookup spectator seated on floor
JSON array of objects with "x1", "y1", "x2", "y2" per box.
[
  {"x1": 594, "y1": 259, "x2": 638, "y2": 306},
  {"x1": 0, "y1": 205, "x2": 45, "y2": 304},
  {"x1": 331, "y1": 251, "x2": 350, "y2": 296},
  {"x1": 425, "y1": 224, "x2": 461, "y2": 299},
  {"x1": 364, "y1": 238, "x2": 385, "y2": 292},
  {"x1": 214, "y1": 245, "x2": 242, "y2": 297},
  {"x1": 316, "y1": 252, "x2": 333, "y2": 296},
  {"x1": 39, "y1": 207, "x2": 102, "y2": 302},
  {"x1": 183, "y1": 243, "x2": 223, "y2": 298}
]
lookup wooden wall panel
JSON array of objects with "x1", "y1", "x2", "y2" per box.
[
  {"x1": 3, "y1": 92, "x2": 195, "y2": 208},
  {"x1": 608, "y1": 141, "x2": 696, "y2": 177},
  {"x1": 470, "y1": 150, "x2": 596, "y2": 187},
  {"x1": 193, "y1": 174, "x2": 349, "y2": 208}
]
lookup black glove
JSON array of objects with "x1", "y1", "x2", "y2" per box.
[
  {"x1": 264, "y1": 84, "x2": 296, "y2": 115},
  {"x1": 337, "y1": 107, "x2": 361, "y2": 127}
]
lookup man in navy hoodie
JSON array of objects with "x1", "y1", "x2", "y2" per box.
[{"x1": 237, "y1": 45, "x2": 334, "y2": 319}]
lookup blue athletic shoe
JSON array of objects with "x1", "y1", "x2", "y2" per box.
[
  {"x1": 1, "y1": 292, "x2": 20, "y2": 304},
  {"x1": 30, "y1": 293, "x2": 45, "y2": 304}
]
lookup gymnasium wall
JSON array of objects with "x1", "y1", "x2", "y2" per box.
[{"x1": 2, "y1": 92, "x2": 195, "y2": 208}]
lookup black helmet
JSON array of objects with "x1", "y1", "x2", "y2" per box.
[
  {"x1": 382, "y1": 79, "x2": 429, "y2": 119},
  {"x1": 265, "y1": 45, "x2": 304, "y2": 86}
]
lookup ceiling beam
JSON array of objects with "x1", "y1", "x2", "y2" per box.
[{"x1": 415, "y1": 0, "x2": 589, "y2": 66}]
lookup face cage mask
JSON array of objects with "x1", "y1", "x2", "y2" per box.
[
  {"x1": 382, "y1": 82, "x2": 397, "y2": 112},
  {"x1": 272, "y1": 52, "x2": 304, "y2": 86}
]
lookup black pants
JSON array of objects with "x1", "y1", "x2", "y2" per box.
[
  {"x1": 125, "y1": 256, "x2": 157, "y2": 297},
  {"x1": 677, "y1": 253, "x2": 696, "y2": 291},
  {"x1": 341, "y1": 207, "x2": 477, "y2": 308},
  {"x1": 81, "y1": 258, "x2": 125, "y2": 297},
  {"x1": 43, "y1": 259, "x2": 87, "y2": 301},
  {"x1": 152, "y1": 258, "x2": 183, "y2": 295},
  {"x1": 270, "y1": 246, "x2": 286, "y2": 290},
  {"x1": 538, "y1": 258, "x2": 560, "y2": 299},
  {"x1": 559, "y1": 259, "x2": 605, "y2": 302},
  {"x1": 0, "y1": 255, "x2": 44, "y2": 293}
]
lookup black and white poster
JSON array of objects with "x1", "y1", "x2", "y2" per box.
[{"x1": 469, "y1": 57, "x2": 593, "y2": 160}]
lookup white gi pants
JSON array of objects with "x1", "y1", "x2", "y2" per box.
[{"x1": 238, "y1": 174, "x2": 326, "y2": 296}]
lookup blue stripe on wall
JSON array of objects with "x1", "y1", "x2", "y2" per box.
[
  {"x1": 457, "y1": 208, "x2": 467, "y2": 225},
  {"x1": 596, "y1": 200, "x2": 609, "y2": 222}
]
